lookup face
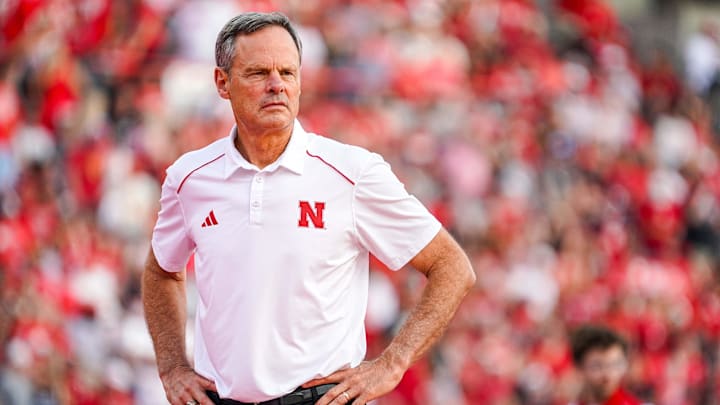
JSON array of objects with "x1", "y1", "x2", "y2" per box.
[
  {"x1": 580, "y1": 345, "x2": 628, "y2": 401},
  {"x1": 215, "y1": 25, "x2": 301, "y2": 137}
]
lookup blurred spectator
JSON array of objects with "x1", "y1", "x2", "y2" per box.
[
  {"x1": 684, "y1": 21, "x2": 720, "y2": 96},
  {"x1": 569, "y1": 324, "x2": 641, "y2": 405}
]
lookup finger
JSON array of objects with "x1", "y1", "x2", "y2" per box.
[
  {"x1": 192, "y1": 387, "x2": 215, "y2": 405},
  {"x1": 337, "y1": 389, "x2": 356, "y2": 405},
  {"x1": 178, "y1": 379, "x2": 209, "y2": 405},
  {"x1": 181, "y1": 376, "x2": 213, "y2": 405},
  {"x1": 338, "y1": 382, "x2": 377, "y2": 405},
  {"x1": 353, "y1": 394, "x2": 368, "y2": 405},
  {"x1": 315, "y1": 382, "x2": 352, "y2": 405},
  {"x1": 179, "y1": 396, "x2": 198, "y2": 405},
  {"x1": 196, "y1": 393, "x2": 215, "y2": 405},
  {"x1": 301, "y1": 369, "x2": 349, "y2": 388},
  {"x1": 171, "y1": 388, "x2": 195, "y2": 405},
  {"x1": 198, "y1": 375, "x2": 217, "y2": 392},
  {"x1": 301, "y1": 378, "x2": 328, "y2": 388}
]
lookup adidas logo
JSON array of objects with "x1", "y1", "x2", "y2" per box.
[{"x1": 201, "y1": 210, "x2": 219, "y2": 227}]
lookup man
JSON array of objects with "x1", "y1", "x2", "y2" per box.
[
  {"x1": 569, "y1": 325, "x2": 643, "y2": 405},
  {"x1": 142, "y1": 11, "x2": 475, "y2": 405}
]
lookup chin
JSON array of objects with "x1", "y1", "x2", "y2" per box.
[
  {"x1": 257, "y1": 115, "x2": 293, "y2": 130},
  {"x1": 598, "y1": 385, "x2": 619, "y2": 400}
]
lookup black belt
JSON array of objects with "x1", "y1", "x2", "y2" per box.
[{"x1": 206, "y1": 383, "x2": 342, "y2": 405}]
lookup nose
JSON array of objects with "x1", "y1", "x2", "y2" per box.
[{"x1": 266, "y1": 71, "x2": 285, "y2": 94}]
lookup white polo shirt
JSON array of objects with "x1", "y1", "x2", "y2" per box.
[{"x1": 151, "y1": 121, "x2": 441, "y2": 402}]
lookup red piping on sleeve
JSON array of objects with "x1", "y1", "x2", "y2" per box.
[
  {"x1": 306, "y1": 151, "x2": 355, "y2": 185},
  {"x1": 177, "y1": 154, "x2": 225, "y2": 194}
]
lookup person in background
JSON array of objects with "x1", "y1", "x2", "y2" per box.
[{"x1": 569, "y1": 325, "x2": 644, "y2": 405}]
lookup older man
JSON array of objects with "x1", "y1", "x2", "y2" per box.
[{"x1": 142, "y1": 11, "x2": 475, "y2": 405}]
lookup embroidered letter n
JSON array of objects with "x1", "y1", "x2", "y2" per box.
[{"x1": 298, "y1": 201, "x2": 325, "y2": 228}]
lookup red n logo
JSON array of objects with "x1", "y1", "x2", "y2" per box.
[{"x1": 298, "y1": 201, "x2": 325, "y2": 228}]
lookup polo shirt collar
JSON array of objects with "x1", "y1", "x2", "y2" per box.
[{"x1": 224, "y1": 119, "x2": 308, "y2": 178}]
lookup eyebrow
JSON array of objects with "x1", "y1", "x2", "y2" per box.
[
  {"x1": 242, "y1": 65, "x2": 267, "y2": 72},
  {"x1": 243, "y1": 64, "x2": 298, "y2": 72}
]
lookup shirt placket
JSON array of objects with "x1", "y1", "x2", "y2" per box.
[{"x1": 249, "y1": 173, "x2": 265, "y2": 225}]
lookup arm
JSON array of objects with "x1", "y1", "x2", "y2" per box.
[
  {"x1": 308, "y1": 228, "x2": 476, "y2": 405},
  {"x1": 142, "y1": 249, "x2": 189, "y2": 377},
  {"x1": 380, "y1": 227, "x2": 476, "y2": 369},
  {"x1": 142, "y1": 249, "x2": 216, "y2": 405}
]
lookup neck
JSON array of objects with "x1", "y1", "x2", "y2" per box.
[
  {"x1": 579, "y1": 387, "x2": 613, "y2": 405},
  {"x1": 234, "y1": 125, "x2": 293, "y2": 169}
]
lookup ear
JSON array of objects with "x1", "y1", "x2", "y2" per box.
[{"x1": 214, "y1": 67, "x2": 230, "y2": 100}]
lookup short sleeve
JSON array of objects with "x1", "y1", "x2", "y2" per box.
[
  {"x1": 151, "y1": 171, "x2": 195, "y2": 272},
  {"x1": 353, "y1": 154, "x2": 441, "y2": 270}
]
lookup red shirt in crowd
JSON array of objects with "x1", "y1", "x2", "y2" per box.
[{"x1": 573, "y1": 388, "x2": 643, "y2": 405}]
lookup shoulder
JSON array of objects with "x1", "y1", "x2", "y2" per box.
[
  {"x1": 305, "y1": 132, "x2": 382, "y2": 184},
  {"x1": 165, "y1": 137, "x2": 227, "y2": 188},
  {"x1": 610, "y1": 389, "x2": 644, "y2": 405}
]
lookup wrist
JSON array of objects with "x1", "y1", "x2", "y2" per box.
[
  {"x1": 378, "y1": 347, "x2": 412, "y2": 378},
  {"x1": 158, "y1": 362, "x2": 192, "y2": 380}
]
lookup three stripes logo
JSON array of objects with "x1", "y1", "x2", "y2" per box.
[{"x1": 201, "y1": 210, "x2": 219, "y2": 227}]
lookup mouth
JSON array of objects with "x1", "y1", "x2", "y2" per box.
[{"x1": 262, "y1": 101, "x2": 287, "y2": 109}]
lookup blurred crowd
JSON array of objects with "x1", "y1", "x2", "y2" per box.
[{"x1": 1, "y1": 0, "x2": 720, "y2": 404}]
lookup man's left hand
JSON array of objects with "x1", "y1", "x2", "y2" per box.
[{"x1": 302, "y1": 355, "x2": 405, "y2": 405}]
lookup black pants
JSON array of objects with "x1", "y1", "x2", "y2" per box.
[{"x1": 206, "y1": 384, "x2": 352, "y2": 405}]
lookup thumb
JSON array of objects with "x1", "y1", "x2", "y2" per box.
[
  {"x1": 199, "y1": 376, "x2": 218, "y2": 392},
  {"x1": 301, "y1": 369, "x2": 349, "y2": 388}
]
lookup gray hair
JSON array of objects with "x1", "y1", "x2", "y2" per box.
[{"x1": 215, "y1": 12, "x2": 303, "y2": 72}]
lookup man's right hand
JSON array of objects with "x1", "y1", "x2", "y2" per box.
[{"x1": 160, "y1": 365, "x2": 218, "y2": 405}]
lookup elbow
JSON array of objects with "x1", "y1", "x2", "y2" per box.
[
  {"x1": 455, "y1": 248, "x2": 476, "y2": 295},
  {"x1": 462, "y1": 262, "x2": 476, "y2": 294},
  {"x1": 143, "y1": 249, "x2": 185, "y2": 283},
  {"x1": 438, "y1": 252, "x2": 476, "y2": 296}
]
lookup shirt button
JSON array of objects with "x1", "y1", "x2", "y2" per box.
[
  {"x1": 252, "y1": 201, "x2": 260, "y2": 208},
  {"x1": 255, "y1": 176, "x2": 263, "y2": 183}
]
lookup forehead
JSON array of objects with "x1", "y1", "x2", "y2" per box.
[
  {"x1": 232, "y1": 25, "x2": 300, "y2": 67},
  {"x1": 583, "y1": 344, "x2": 625, "y2": 363}
]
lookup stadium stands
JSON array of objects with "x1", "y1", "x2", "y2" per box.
[{"x1": 1, "y1": 0, "x2": 719, "y2": 404}]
